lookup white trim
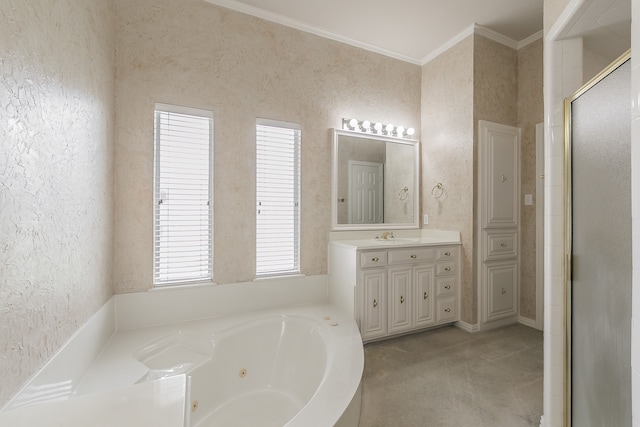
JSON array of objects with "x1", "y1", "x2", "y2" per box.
[
  {"x1": 421, "y1": 24, "x2": 476, "y2": 65},
  {"x1": 421, "y1": 23, "x2": 535, "y2": 66},
  {"x1": 518, "y1": 315, "x2": 538, "y2": 329},
  {"x1": 535, "y1": 123, "x2": 544, "y2": 331},
  {"x1": 154, "y1": 102, "x2": 213, "y2": 119},
  {"x1": 202, "y1": 0, "x2": 421, "y2": 65},
  {"x1": 256, "y1": 117, "x2": 300, "y2": 130},
  {"x1": 455, "y1": 320, "x2": 480, "y2": 333},
  {"x1": 518, "y1": 30, "x2": 543, "y2": 50},
  {"x1": 474, "y1": 24, "x2": 519, "y2": 49}
]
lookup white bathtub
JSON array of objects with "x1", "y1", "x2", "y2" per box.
[
  {"x1": 130, "y1": 312, "x2": 359, "y2": 427},
  {"x1": 1, "y1": 277, "x2": 363, "y2": 427}
]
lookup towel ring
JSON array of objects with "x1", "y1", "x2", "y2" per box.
[
  {"x1": 398, "y1": 186, "x2": 409, "y2": 201},
  {"x1": 431, "y1": 182, "x2": 444, "y2": 199}
]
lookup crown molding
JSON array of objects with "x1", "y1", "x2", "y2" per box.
[
  {"x1": 517, "y1": 30, "x2": 544, "y2": 49},
  {"x1": 420, "y1": 23, "x2": 477, "y2": 65},
  {"x1": 203, "y1": 0, "x2": 422, "y2": 65},
  {"x1": 474, "y1": 24, "x2": 519, "y2": 49}
]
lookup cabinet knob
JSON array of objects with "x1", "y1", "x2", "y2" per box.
[
  {"x1": 423, "y1": 292, "x2": 428, "y2": 300},
  {"x1": 444, "y1": 308, "x2": 451, "y2": 313},
  {"x1": 444, "y1": 251, "x2": 451, "y2": 256},
  {"x1": 444, "y1": 285, "x2": 451, "y2": 290},
  {"x1": 373, "y1": 299, "x2": 378, "y2": 308},
  {"x1": 372, "y1": 257, "x2": 379, "y2": 262},
  {"x1": 501, "y1": 288, "x2": 507, "y2": 295},
  {"x1": 410, "y1": 254, "x2": 417, "y2": 259},
  {"x1": 444, "y1": 267, "x2": 451, "y2": 272},
  {"x1": 400, "y1": 296, "x2": 405, "y2": 304},
  {"x1": 500, "y1": 242, "x2": 507, "y2": 247}
]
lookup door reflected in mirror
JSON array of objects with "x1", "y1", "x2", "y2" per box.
[{"x1": 332, "y1": 129, "x2": 419, "y2": 230}]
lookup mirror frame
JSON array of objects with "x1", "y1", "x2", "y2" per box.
[{"x1": 331, "y1": 128, "x2": 420, "y2": 231}]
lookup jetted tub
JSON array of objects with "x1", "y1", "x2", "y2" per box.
[{"x1": 73, "y1": 304, "x2": 364, "y2": 427}]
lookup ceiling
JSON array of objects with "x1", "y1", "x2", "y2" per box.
[{"x1": 204, "y1": 0, "x2": 544, "y2": 64}]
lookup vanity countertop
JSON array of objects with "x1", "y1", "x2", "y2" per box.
[{"x1": 328, "y1": 229, "x2": 461, "y2": 250}]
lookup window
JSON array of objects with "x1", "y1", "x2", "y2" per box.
[
  {"x1": 256, "y1": 119, "x2": 301, "y2": 277},
  {"x1": 154, "y1": 104, "x2": 213, "y2": 286}
]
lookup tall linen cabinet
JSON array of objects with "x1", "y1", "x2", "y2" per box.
[{"x1": 477, "y1": 120, "x2": 521, "y2": 329}]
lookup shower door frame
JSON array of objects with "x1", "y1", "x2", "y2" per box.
[{"x1": 563, "y1": 49, "x2": 632, "y2": 427}]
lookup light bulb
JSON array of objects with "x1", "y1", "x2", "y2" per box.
[
  {"x1": 361, "y1": 120, "x2": 371, "y2": 131},
  {"x1": 373, "y1": 122, "x2": 383, "y2": 132},
  {"x1": 406, "y1": 127, "x2": 415, "y2": 136},
  {"x1": 396, "y1": 126, "x2": 405, "y2": 136},
  {"x1": 349, "y1": 118, "x2": 358, "y2": 129},
  {"x1": 385, "y1": 123, "x2": 394, "y2": 134}
]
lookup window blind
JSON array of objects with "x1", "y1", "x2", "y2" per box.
[
  {"x1": 154, "y1": 104, "x2": 213, "y2": 286},
  {"x1": 256, "y1": 120, "x2": 301, "y2": 277}
]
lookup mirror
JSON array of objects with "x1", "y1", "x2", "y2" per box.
[{"x1": 331, "y1": 129, "x2": 419, "y2": 230}]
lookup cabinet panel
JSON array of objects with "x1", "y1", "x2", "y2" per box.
[
  {"x1": 388, "y1": 267, "x2": 413, "y2": 334},
  {"x1": 388, "y1": 247, "x2": 435, "y2": 265},
  {"x1": 479, "y1": 121, "x2": 520, "y2": 229},
  {"x1": 360, "y1": 251, "x2": 387, "y2": 268},
  {"x1": 361, "y1": 269, "x2": 387, "y2": 339},
  {"x1": 436, "y1": 247, "x2": 457, "y2": 261},
  {"x1": 436, "y1": 261, "x2": 456, "y2": 276},
  {"x1": 414, "y1": 266, "x2": 435, "y2": 327},
  {"x1": 436, "y1": 276, "x2": 456, "y2": 298},
  {"x1": 484, "y1": 261, "x2": 518, "y2": 322},
  {"x1": 484, "y1": 229, "x2": 518, "y2": 261},
  {"x1": 436, "y1": 298, "x2": 457, "y2": 323}
]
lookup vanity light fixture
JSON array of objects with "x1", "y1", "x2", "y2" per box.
[{"x1": 341, "y1": 118, "x2": 415, "y2": 139}]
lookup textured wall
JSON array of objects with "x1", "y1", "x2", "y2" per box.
[
  {"x1": 0, "y1": 0, "x2": 115, "y2": 407},
  {"x1": 113, "y1": 0, "x2": 421, "y2": 292},
  {"x1": 422, "y1": 34, "x2": 539, "y2": 325},
  {"x1": 421, "y1": 36, "x2": 475, "y2": 323},
  {"x1": 517, "y1": 39, "x2": 543, "y2": 321}
]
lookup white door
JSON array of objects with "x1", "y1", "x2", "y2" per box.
[{"x1": 348, "y1": 161, "x2": 383, "y2": 224}]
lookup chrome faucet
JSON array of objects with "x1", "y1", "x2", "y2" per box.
[{"x1": 378, "y1": 231, "x2": 394, "y2": 240}]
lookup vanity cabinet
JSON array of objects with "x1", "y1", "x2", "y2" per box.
[{"x1": 330, "y1": 243, "x2": 460, "y2": 342}]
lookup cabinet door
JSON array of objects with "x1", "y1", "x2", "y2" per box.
[
  {"x1": 414, "y1": 265, "x2": 435, "y2": 328},
  {"x1": 479, "y1": 121, "x2": 520, "y2": 229},
  {"x1": 361, "y1": 269, "x2": 387, "y2": 340},
  {"x1": 388, "y1": 267, "x2": 413, "y2": 334},
  {"x1": 484, "y1": 260, "x2": 518, "y2": 322}
]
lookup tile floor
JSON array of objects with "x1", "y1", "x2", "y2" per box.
[{"x1": 359, "y1": 324, "x2": 543, "y2": 427}]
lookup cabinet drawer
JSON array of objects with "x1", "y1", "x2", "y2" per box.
[
  {"x1": 436, "y1": 298, "x2": 457, "y2": 323},
  {"x1": 436, "y1": 276, "x2": 457, "y2": 297},
  {"x1": 436, "y1": 261, "x2": 457, "y2": 276},
  {"x1": 388, "y1": 247, "x2": 435, "y2": 265},
  {"x1": 436, "y1": 247, "x2": 457, "y2": 261},
  {"x1": 360, "y1": 251, "x2": 387, "y2": 268},
  {"x1": 484, "y1": 230, "x2": 518, "y2": 261}
]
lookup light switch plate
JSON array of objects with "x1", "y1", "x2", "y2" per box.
[
  {"x1": 423, "y1": 214, "x2": 429, "y2": 225},
  {"x1": 524, "y1": 194, "x2": 533, "y2": 205}
]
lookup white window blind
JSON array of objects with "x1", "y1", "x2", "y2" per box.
[
  {"x1": 256, "y1": 119, "x2": 301, "y2": 277},
  {"x1": 154, "y1": 104, "x2": 213, "y2": 286}
]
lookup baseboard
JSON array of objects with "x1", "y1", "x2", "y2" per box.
[
  {"x1": 455, "y1": 320, "x2": 480, "y2": 333},
  {"x1": 518, "y1": 315, "x2": 539, "y2": 330},
  {"x1": 478, "y1": 316, "x2": 518, "y2": 331}
]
